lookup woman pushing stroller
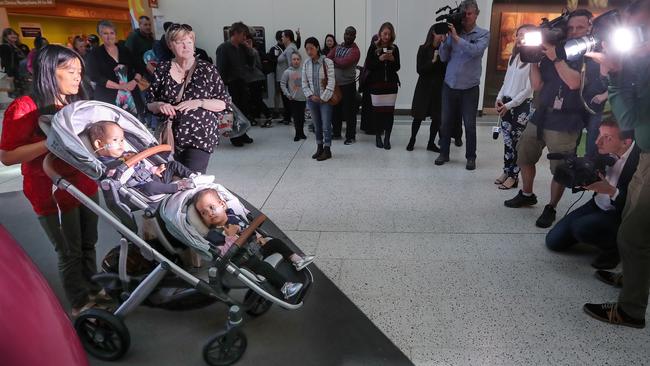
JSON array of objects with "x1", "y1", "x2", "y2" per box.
[{"x1": 193, "y1": 188, "x2": 315, "y2": 299}]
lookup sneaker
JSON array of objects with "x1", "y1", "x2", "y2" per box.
[
  {"x1": 535, "y1": 204, "x2": 556, "y2": 228},
  {"x1": 591, "y1": 251, "x2": 620, "y2": 270},
  {"x1": 426, "y1": 143, "x2": 440, "y2": 152},
  {"x1": 594, "y1": 270, "x2": 623, "y2": 288},
  {"x1": 344, "y1": 138, "x2": 356, "y2": 145},
  {"x1": 176, "y1": 178, "x2": 196, "y2": 191},
  {"x1": 466, "y1": 158, "x2": 476, "y2": 171},
  {"x1": 504, "y1": 190, "x2": 537, "y2": 208},
  {"x1": 434, "y1": 155, "x2": 449, "y2": 166},
  {"x1": 293, "y1": 255, "x2": 316, "y2": 271},
  {"x1": 242, "y1": 134, "x2": 254, "y2": 144},
  {"x1": 281, "y1": 282, "x2": 303, "y2": 300},
  {"x1": 191, "y1": 174, "x2": 215, "y2": 186},
  {"x1": 583, "y1": 303, "x2": 645, "y2": 329}
]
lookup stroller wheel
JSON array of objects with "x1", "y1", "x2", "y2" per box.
[
  {"x1": 203, "y1": 329, "x2": 247, "y2": 366},
  {"x1": 74, "y1": 309, "x2": 130, "y2": 361},
  {"x1": 243, "y1": 289, "x2": 273, "y2": 317}
]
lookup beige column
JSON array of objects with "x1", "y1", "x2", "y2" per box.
[{"x1": 0, "y1": 8, "x2": 10, "y2": 30}]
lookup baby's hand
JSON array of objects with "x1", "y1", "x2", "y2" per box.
[
  {"x1": 151, "y1": 164, "x2": 166, "y2": 177},
  {"x1": 224, "y1": 224, "x2": 240, "y2": 237}
]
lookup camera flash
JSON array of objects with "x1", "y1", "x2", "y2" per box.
[
  {"x1": 612, "y1": 28, "x2": 635, "y2": 53},
  {"x1": 523, "y1": 31, "x2": 543, "y2": 47}
]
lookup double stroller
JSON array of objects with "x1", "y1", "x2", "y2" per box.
[{"x1": 41, "y1": 101, "x2": 314, "y2": 365}]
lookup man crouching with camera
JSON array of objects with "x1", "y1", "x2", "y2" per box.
[
  {"x1": 504, "y1": 10, "x2": 593, "y2": 229},
  {"x1": 545, "y1": 119, "x2": 639, "y2": 270},
  {"x1": 583, "y1": 0, "x2": 650, "y2": 329}
]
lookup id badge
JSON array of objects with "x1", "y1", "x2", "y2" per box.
[
  {"x1": 553, "y1": 96, "x2": 564, "y2": 110},
  {"x1": 433, "y1": 50, "x2": 439, "y2": 62}
]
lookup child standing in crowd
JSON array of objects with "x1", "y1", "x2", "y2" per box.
[
  {"x1": 281, "y1": 52, "x2": 307, "y2": 141},
  {"x1": 193, "y1": 188, "x2": 315, "y2": 299}
]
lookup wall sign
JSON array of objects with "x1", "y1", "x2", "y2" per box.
[
  {"x1": 0, "y1": 0, "x2": 54, "y2": 6},
  {"x1": 19, "y1": 22, "x2": 42, "y2": 37}
]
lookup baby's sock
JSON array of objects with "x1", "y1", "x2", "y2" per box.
[{"x1": 289, "y1": 254, "x2": 302, "y2": 263}]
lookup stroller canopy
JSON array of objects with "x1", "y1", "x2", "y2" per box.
[{"x1": 43, "y1": 100, "x2": 158, "y2": 180}]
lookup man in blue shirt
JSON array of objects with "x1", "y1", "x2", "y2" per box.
[{"x1": 434, "y1": 0, "x2": 489, "y2": 170}]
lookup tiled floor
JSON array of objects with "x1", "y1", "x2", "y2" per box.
[{"x1": 1, "y1": 118, "x2": 648, "y2": 365}]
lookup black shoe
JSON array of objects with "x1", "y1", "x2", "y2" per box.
[
  {"x1": 300, "y1": 134, "x2": 307, "y2": 140},
  {"x1": 376, "y1": 136, "x2": 384, "y2": 148},
  {"x1": 261, "y1": 120, "x2": 273, "y2": 128},
  {"x1": 535, "y1": 204, "x2": 556, "y2": 228},
  {"x1": 434, "y1": 155, "x2": 449, "y2": 166},
  {"x1": 251, "y1": 120, "x2": 258, "y2": 126},
  {"x1": 504, "y1": 190, "x2": 537, "y2": 208},
  {"x1": 406, "y1": 137, "x2": 415, "y2": 151},
  {"x1": 591, "y1": 251, "x2": 620, "y2": 270},
  {"x1": 316, "y1": 146, "x2": 332, "y2": 161},
  {"x1": 454, "y1": 138, "x2": 463, "y2": 147},
  {"x1": 231, "y1": 138, "x2": 244, "y2": 147},
  {"x1": 426, "y1": 143, "x2": 440, "y2": 152},
  {"x1": 294, "y1": 136, "x2": 301, "y2": 142},
  {"x1": 332, "y1": 134, "x2": 343, "y2": 140},
  {"x1": 594, "y1": 270, "x2": 623, "y2": 288},
  {"x1": 384, "y1": 139, "x2": 391, "y2": 150},
  {"x1": 242, "y1": 134, "x2": 254, "y2": 144},
  {"x1": 312, "y1": 144, "x2": 323, "y2": 159},
  {"x1": 583, "y1": 303, "x2": 645, "y2": 329},
  {"x1": 344, "y1": 138, "x2": 356, "y2": 145},
  {"x1": 466, "y1": 159, "x2": 476, "y2": 171}
]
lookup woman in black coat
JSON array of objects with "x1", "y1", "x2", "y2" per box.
[
  {"x1": 86, "y1": 20, "x2": 144, "y2": 116},
  {"x1": 407, "y1": 25, "x2": 446, "y2": 152},
  {"x1": 0, "y1": 28, "x2": 30, "y2": 97}
]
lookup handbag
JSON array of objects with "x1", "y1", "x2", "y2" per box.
[
  {"x1": 219, "y1": 104, "x2": 251, "y2": 138},
  {"x1": 321, "y1": 60, "x2": 342, "y2": 106},
  {"x1": 156, "y1": 60, "x2": 197, "y2": 153}
]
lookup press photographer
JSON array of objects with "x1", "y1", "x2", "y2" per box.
[
  {"x1": 434, "y1": 0, "x2": 489, "y2": 170},
  {"x1": 504, "y1": 9, "x2": 593, "y2": 229},
  {"x1": 545, "y1": 119, "x2": 639, "y2": 270},
  {"x1": 583, "y1": 0, "x2": 650, "y2": 329}
]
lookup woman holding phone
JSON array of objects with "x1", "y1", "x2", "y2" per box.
[{"x1": 365, "y1": 22, "x2": 400, "y2": 150}]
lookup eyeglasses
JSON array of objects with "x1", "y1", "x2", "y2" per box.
[{"x1": 168, "y1": 23, "x2": 193, "y2": 32}]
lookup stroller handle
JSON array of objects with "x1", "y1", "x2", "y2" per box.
[
  {"x1": 124, "y1": 144, "x2": 173, "y2": 168},
  {"x1": 234, "y1": 214, "x2": 267, "y2": 247},
  {"x1": 43, "y1": 153, "x2": 63, "y2": 183}
]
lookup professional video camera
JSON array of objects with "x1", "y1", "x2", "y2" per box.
[
  {"x1": 519, "y1": 10, "x2": 571, "y2": 63},
  {"x1": 563, "y1": 9, "x2": 648, "y2": 61},
  {"x1": 548, "y1": 153, "x2": 616, "y2": 191},
  {"x1": 434, "y1": 5, "x2": 464, "y2": 35}
]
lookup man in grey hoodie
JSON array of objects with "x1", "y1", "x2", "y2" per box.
[{"x1": 328, "y1": 26, "x2": 361, "y2": 144}]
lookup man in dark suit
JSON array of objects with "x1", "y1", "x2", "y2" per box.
[{"x1": 545, "y1": 119, "x2": 640, "y2": 269}]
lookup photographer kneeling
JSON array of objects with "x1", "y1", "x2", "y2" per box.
[{"x1": 545, "y1": 119, "x2": 639, "y2": 269}]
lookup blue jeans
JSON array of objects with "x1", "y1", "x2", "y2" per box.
[
  {"x1": 308, "y1": 100, "x2": 333, "y2": 147},
  {"x1": 545, "y1": 199, "x2": 620, "y2": 252},
  {"x1": 439, "y1": 84, "x2": 479, "y2": 159},
  {"x1": 585, "y1": 112, "x2": 603, "y2": 157}
]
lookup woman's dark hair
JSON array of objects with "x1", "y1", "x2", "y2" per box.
[
  {"x1": 304, "y1": 37, "x2": 321, "y2": 56},
  {"x1": 509, "y1": 24, "x2": 535, "y2": 67},
  {"x1": 283, "y1": 29, "x2": 295, "y2": 43},
  {"x1": 422, "y1": 24, "x2": 437, "y2": 48},
  {"x1": 376, "y1": 22, "x2": 396, "y2": 48},
  {"x1": 2, "y1": 28, "x2": 18, "y2": 44},
  {"x1": 275, "y1": 30, "x2": 283, "y2": 42},
  {"x1": 324, "y1": 34, "x2": 336, "y2": 46},
  {"x1": 32, "y1": 45, "x2": 86, "y2": 113}
]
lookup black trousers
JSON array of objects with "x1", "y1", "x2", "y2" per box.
[
  {"x1": 247, "y1": 80, "x2": 271, "y2": 119},
  {"x1": 236, "y1": 238, "x2": 295, "y2": 289},
  {"x1": 332, "y1": 83, "x2": 358, "y2": 139},
  {"x1": 290, "y1": 100, "x2": 306, "y2": 137},
  {"x1": 226, "y1": 80, "x2": 252, "y2": 144},
  {"x1": 138, "y1": 161, "x2": 195, "y2": 195},
  {"x1": 175, "y1": 147, "x2": 211, "y2": 174}
]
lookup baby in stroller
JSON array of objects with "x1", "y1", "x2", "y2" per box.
[
  {"x1": 87, "y1": 120, "x2": 212, "y2": 195},
  {"x1": 193, "y1": 188, "x2": 315, "y2": 300}
]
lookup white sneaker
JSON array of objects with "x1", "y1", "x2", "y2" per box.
[
  {"x1": 280, "y1": 282, "x2": 303, "y2": 299},
  {"x1": 192, "y1": 174, "x2": 215, "y2": 186},
  {"x1": 293, "y1": 255, "x2": 315, "y2": 271}
]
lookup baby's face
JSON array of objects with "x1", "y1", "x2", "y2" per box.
[
  {"x1": 195, "y1": 194, "x2": 228, "y2": 226},
  {"x1": 94, "y1": 124, "x2": 125, "y2": 158}
]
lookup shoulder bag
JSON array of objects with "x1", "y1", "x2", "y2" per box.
[
  {"x1": 321, "y1": 60, "x2": 342, "y2": 106},
  {"x1": 156, "y1": 60, "x2": 197, "y2": 153}
]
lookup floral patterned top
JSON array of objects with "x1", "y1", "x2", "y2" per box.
[{"x1": 146, "y1": 59, "x2": 232, "y2": 153}]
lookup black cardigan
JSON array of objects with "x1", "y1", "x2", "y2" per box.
[
  {"x1": 364, "y1": 43, "x2": 400, "y2": 86},
  {"x1": 86, "y1": 44, "x2": 143, "y2": 105}
]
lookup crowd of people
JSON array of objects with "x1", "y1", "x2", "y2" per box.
[{"x1": 1, "y1": 0, "x2": 649, "y2": 329}]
